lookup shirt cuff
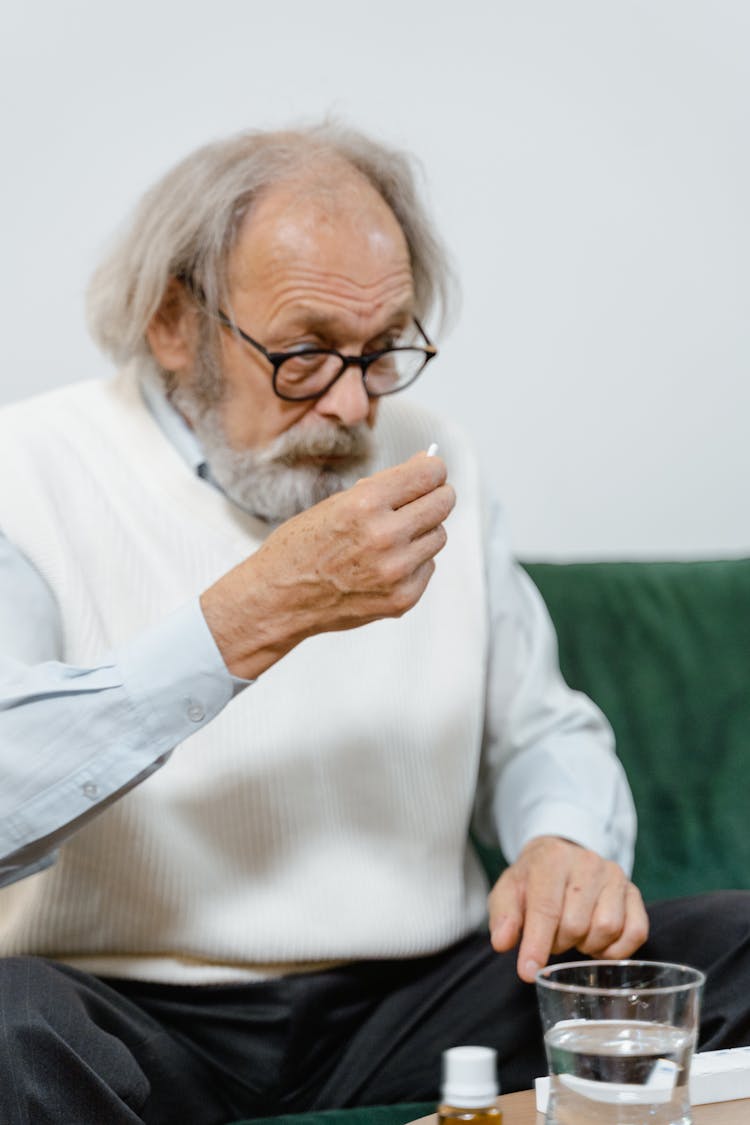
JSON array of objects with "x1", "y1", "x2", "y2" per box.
[
  {"x1": 507, "y1": 801, "x2": 613, "y2": 865},
  {"x1": 0, "y1": 601, "x2": 254, "y2": 875},
  {"x1": 0, "y1": 849, "x2": 58, "y2": 887},
  {"x1": 115, "y1": 597, "x2": 252, "y2": 742}
]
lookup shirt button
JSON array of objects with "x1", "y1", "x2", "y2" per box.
[
  {"x1": 82, "y1": 782, "x2": 99, "y2": 800},
  {"x1": 187, "y1": 702, "x2": 205, "y2": 723}
]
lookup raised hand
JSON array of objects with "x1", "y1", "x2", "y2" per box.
[{"x1": 200, "y1": 452, "x2": 455, "y2": 680}]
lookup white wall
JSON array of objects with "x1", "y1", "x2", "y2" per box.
[{"x1": 2, "y1": 1, "x2": 748, "y2": 560}]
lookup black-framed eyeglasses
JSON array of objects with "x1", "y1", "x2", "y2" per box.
[{"x1": 216, "y1": 309, "x2": 438, "y2": 402}]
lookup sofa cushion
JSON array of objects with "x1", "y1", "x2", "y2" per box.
[
  {"x1": 523, "y1": 558, "x2": 750, "y2": 902},
  {"x1": 232, "y1": 1103, "x2": 435, "y2": 1125}
]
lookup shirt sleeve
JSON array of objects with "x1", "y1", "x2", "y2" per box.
[
  {"x1": 0, "y1": 531, "x2": 248, "y2": 886},
  {"x1": 472, "y1": 504, "x2": 637, "y2": 875}
]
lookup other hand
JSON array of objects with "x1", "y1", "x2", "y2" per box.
[
  {"x1": 200, "y1": 452, "x2": 455, "y2": 679},
  {"x1": 488, "y1": 835, "x2": 649, "y2": 982}
]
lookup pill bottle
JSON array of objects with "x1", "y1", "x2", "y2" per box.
[{"x1": 437, "y1": 1045, "x2": 503, "y2": 1125}]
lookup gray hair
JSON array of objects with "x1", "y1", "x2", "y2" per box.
[{"x1": 87, "y1": 122, "x2": 457, "y2": 367}]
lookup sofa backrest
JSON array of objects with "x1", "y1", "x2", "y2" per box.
[{"x1": 523, "y1": 558, "x2": 750, "y2": 903}]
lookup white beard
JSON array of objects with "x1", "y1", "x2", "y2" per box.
[{"x1": 171, "y1": 383, "x2": 374, "y2": 523}]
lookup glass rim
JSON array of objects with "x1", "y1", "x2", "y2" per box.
[{"x1": 535, "y1": 959, "x2": 706, "y2": 996}]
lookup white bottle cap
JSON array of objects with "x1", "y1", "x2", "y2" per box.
[{"x1": 441, "y1": 1045, "x2": 498, "y2": 1108}]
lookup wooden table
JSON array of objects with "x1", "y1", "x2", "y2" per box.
[{"x1": 409, "y1": 1089, "x2": 750, "y2": 1123}]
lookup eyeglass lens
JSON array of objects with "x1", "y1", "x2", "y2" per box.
[{"x1": 275, "y1": 348, "x2": 428, "y2": 399}]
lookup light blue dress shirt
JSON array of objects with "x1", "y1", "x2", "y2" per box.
[
  {"x1": 0, "y1": 375, "x2": 247, "y2": 885},
  {"x1": 0, "y1": 375, "x2": 636, "y2": 887}
]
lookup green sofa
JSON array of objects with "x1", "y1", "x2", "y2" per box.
[
  {"x1": 525, "y1": 558, "x2": 750, "y2": 902},
  {"x1": 233, "y1": 557, "x2": 750, "y2": 1125}
]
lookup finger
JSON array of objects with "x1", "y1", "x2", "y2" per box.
[
  {"x1": 366, "y1": 453, "x2": 447, "y2": 510},
  {"x1": 598, "y1": 883, "x2": 650, "y2": 959},
  {"x1": 573, "y1": 875, "x2": 629, "y2": 956},
  {"x1": 488, "y1": 872, "x2": 524, "y2": 953},
  {"x1": 516, "y1": 867, "x2": 567, "y2": 982},
  {"x1": 385, "y1": 557, "x2": 436, "y2": 615},
  {"x1": 550, "y1": 856, "x2": 630, "y2": 954},
  {"x1": 391, "y1": 483, "x2": 456, "y2": 541},
  {"x1": 370, "y1": 507, "x2": 450, "y2": 586},
  {"x1": 550, "y1": 871, "x2": 607, "y2": 954},
  {"x1": 381, "y1": 532, "x2": 446, "y2": 601}
]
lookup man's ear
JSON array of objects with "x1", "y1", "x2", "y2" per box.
[{"x1": 146, "y1": 278, "x2": 198, "y2": 372}]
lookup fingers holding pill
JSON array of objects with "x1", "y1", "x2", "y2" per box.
[{"x1": 201, "y1": 445, "x2": 456, "y2": 679}]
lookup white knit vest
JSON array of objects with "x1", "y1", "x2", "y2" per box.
[{"x1": 0, "y1": 369, "x2": 489, "y2": 982}]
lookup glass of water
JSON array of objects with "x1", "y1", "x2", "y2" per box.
[{"x1": 535, "y1": 960, "x2": 705, "y2": 1125}]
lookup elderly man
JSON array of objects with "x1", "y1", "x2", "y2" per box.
[{"x1": 0, "y1": 123, "x2": 748, "y2": 1125}]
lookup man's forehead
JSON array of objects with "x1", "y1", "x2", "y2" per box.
[
  {"x1": 276, "y1": 300, "x2": 415, "y2": 337},
  {"x1": 227, "y1": 172, "x2": 414, "y2": 323},
  {"x1": 232, "y1": 171, "x2": 410, "y2": 273}
]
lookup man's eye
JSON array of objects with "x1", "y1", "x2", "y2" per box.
[
  {"x1": 287, "y1": 343, "x2": 321, "y2": 356},
  {"x1": 288, "y1": 346, "x2": 319, "y2": 359},
  {"x1": 369, "y1": 330, "x2": 411, "y2": 352},
  {"x1": 282, "y1": 346, "x2": 326, "y2": 366},
  {"x1": 282, "y1": 350, "x2": 330, "y2": 375}
]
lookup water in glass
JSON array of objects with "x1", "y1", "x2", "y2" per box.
[{"x1": 545, "y1": 1018, "x2": 693, "y2": 1125}]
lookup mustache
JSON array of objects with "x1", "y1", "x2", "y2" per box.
[{"x1": 259, "y1": 422, "x2": 373, "y2": 467}]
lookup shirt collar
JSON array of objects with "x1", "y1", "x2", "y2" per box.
[{"x1": 138, "y1": 368, "x2": 210, "y2": 479}]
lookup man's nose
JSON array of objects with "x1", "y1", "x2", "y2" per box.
[{"x1": 315, "y1": 364, "x2": 372, "y2": 425}]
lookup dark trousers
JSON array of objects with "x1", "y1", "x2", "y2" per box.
[{"x1": 1, "y1": 892, "x2": 750, "y2": 1125}]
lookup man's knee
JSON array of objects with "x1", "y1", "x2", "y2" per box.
[
  {"x1": 645, "y1": 891, "x2": 750, "y2": 968},
  {"x1": 705, "y1": 890, "x2": 750, "y2": 927}
]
